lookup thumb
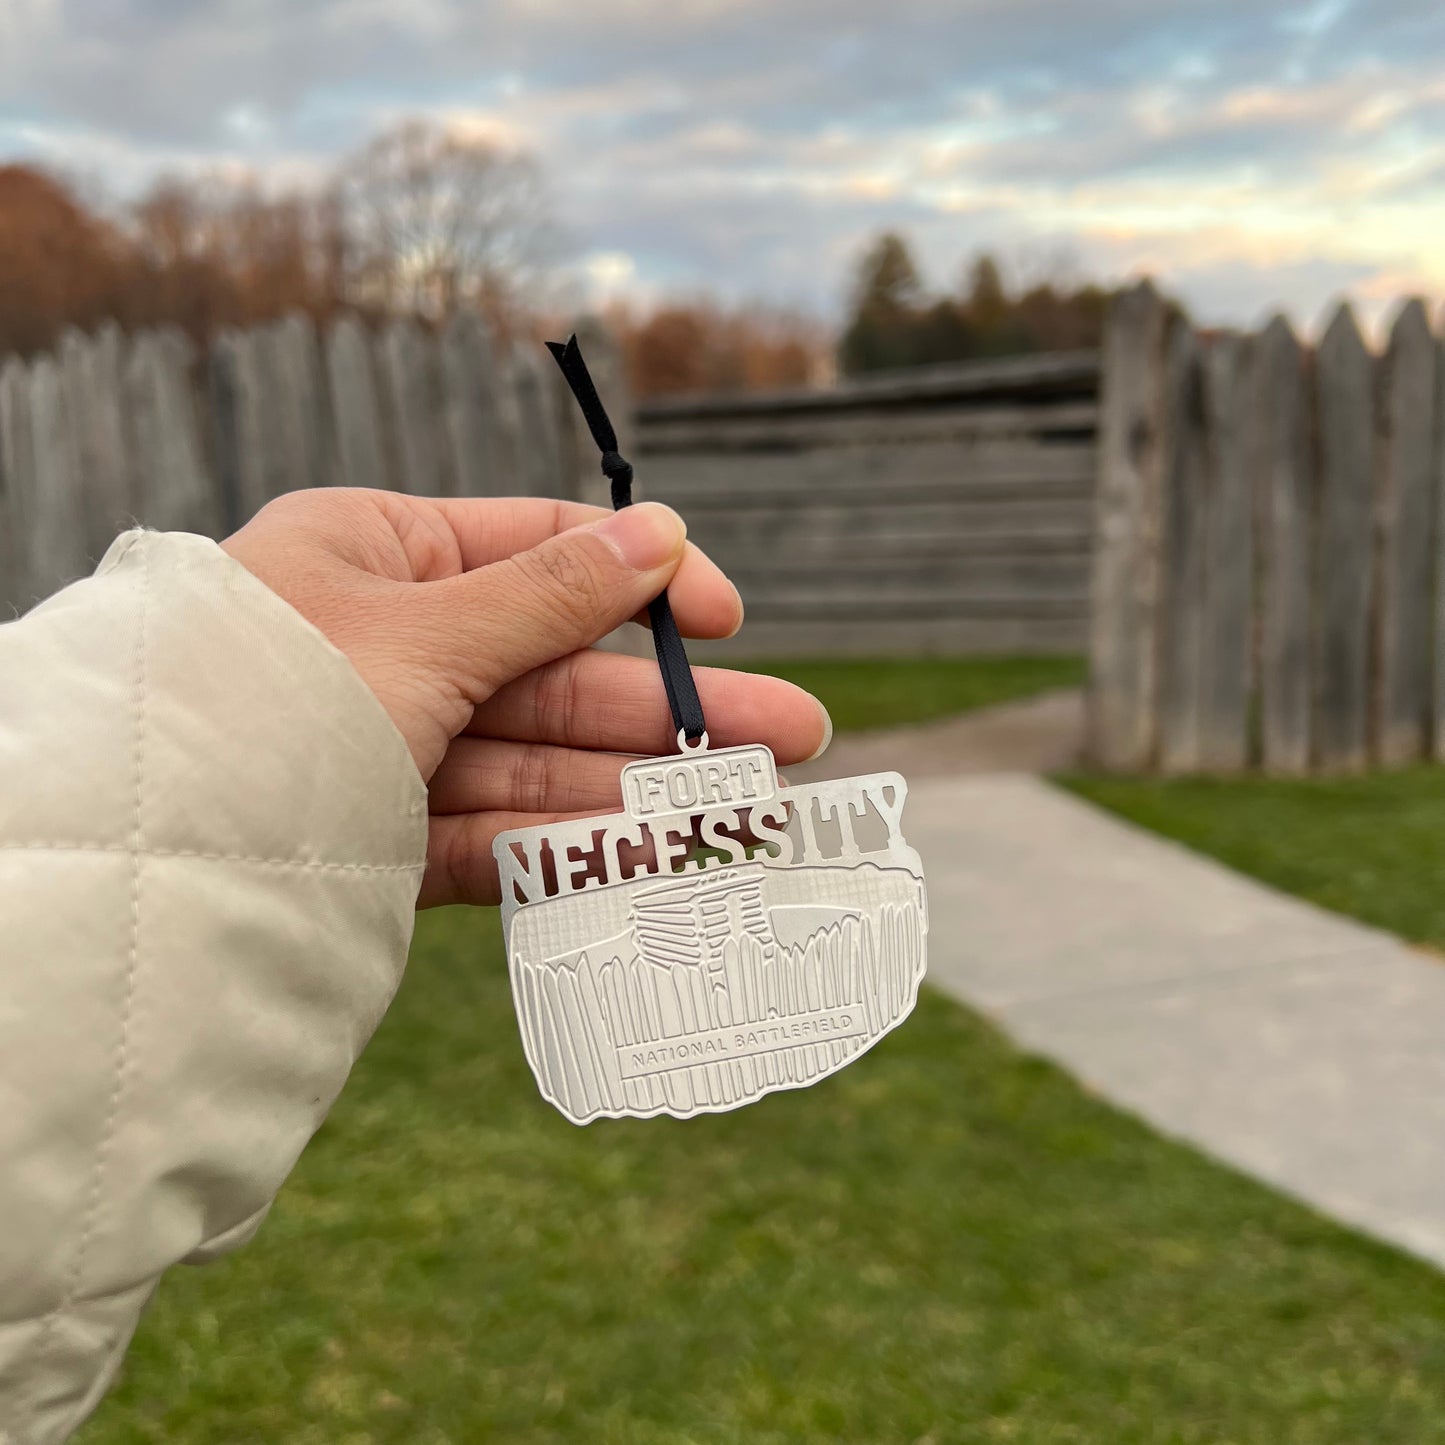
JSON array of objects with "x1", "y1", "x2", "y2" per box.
[{"x1": 414, "y1": 501, "x2": 688, "y2": 696}]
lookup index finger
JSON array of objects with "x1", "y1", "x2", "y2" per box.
[
  {"x1": 425, "y1": 496, "x2": 742, "y2": 640},
  {"x1": 425, "y1": 497, "x2": 639, "y2": 567},
  {"x1": 466, "y1": 650, "x2": 832, "y2": 764}
]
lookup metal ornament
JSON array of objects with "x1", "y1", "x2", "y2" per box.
[{"x1": 493, "y1": 736, "x2": 928, "y2": 1125}]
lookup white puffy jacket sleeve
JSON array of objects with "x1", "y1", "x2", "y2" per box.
[{"x1": 0, "y1": 531, "x2": 429, "y2": 1444}]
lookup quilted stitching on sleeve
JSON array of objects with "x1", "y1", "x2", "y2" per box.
[{"x1": 0, "y1": 532, "x2": 428, "y2": 1444}]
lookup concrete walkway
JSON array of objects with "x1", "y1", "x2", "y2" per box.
[
  {"x1": 904, "y1": 772, "x2": 1445, "y2": 1269},
  {"x1": 791, "y1": 687, "x2": 1084, "y2": 787}
]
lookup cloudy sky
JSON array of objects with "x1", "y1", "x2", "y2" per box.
[{"x1": 3, "y1": 0, "x2": 1445, "y2": 331}]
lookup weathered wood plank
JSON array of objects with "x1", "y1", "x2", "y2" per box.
[
  {"x1": 0, "y1": 357, "x2": 35, "y2": 612},
  {"x1": 271, "y1": 313, "x2": 331, "y2": 491},
  {"x1": 1, "y1": 311, "x2": 1101, "y2": 661},
  {"x1": 491, "y1": 336, "x2": 526, "y2": 496},
  {"x1": 682, "y1": 496, "x2": 1096, "y2": 540},
  {"x1": 57, "y1": 330, "x2": 99, "y2": 548},
  {"x1": 27, "y1": 355, "x2": 90, "y2": 592},
  {"x1": 638, "y1": 401, "x2": 1099, "y2": 455},
  {"x1": 643, "y1": 442, "x2": 1098, "y2": 501},
  {"x1": 1315, "y1": 303, "x2": 1376, "y2": 771},
  {"x1": 510, "y1": 344, "x2": 565, "y2": 498},
  {"x1": 1374, "y1": 299, "x2": 1437, "y2": 765},
  {"x1": 1157, "y1": 324, "x2": 1209, "y2": 774},
  {"x1": 638, "y1": 349, "x2": 1100, "y2": 421},
  {"x1": 206, "y1": 333, "x2": 246, "y2": 531},
  {"x1": 654, "y1": 477, "x2": 1093, "y2": 515},
  {"x1": 91, "y1": 324, "x2": 137, "y2": 539},
  {"x1": 59, "y1": 328, "x2": 135, "y2": 557},
  {"x1": 688, "y1": 523, "x2": 1091, "y2": 564},
  {"x1": 224, "y1": 328, "x2": 287, "y2": 518},
  {"x1": 739, "y1": 589, "x2": 1086, "y2": 621},
  {"x1": 727, "y1": 555, "x2": 1091, "y2": 594},
  {"x1": 1198, "y1": 333, "x2": 1253, "y2": 772},
  {"x1": 1087, "y1": 279, "x2": 1170, "y2": 770},
  {"x1": 127, "y1": 329, "x2": 220, "y2": 537},
  {"x1": 382, "y1": 318, "x2": 451, "y2": 495},
  {"x1": 1252, "y1": 316, "x2": 1314, "y2": 775},
  {"x1": 167, "y1": 329, "x2": 222, "y2": 533},
  {"x1": 441, "y1": 310, "x2": 508, "y2": 497},
  {"x1": 326, "y1": 315, "x2": 390, "y2": 493},
  {"x1": 688, "y1": 615, "x2": 1088, "y2": 661}
]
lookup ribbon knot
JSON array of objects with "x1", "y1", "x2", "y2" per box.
[
  {"x1": 546, "y1": 334, "x2": 707, "y2": 743},
  {"x1": 599, "y1": 449, "x2": 635, "y2": 510}
]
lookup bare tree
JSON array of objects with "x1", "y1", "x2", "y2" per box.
[
  {"x1": 126, "y1": 174, "x2": 345, "y2": 338},
  {"x1": 334, "y1": 119, "x2": 558, "y2": 324}
]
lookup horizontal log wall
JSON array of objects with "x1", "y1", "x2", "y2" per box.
[
  {"x1": 635, "y1": 354, "x2": 1101, "y2": 658},
  {"x1": 1087, "y1": 280, "x2": 1445, "y2": 775},
  {"x1": 0, "y1": 311, "x2": 625, "y2": 615},
  {"x1": 2, "y1": 315, "x2": 1099, "y2": 665}
]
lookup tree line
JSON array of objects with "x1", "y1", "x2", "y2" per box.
[
  {"x1": 0, "y1": 128, "x2": 828, "y2": 400},
  {"x1": 839, "y1": 233, "x2": 1109, "y2": 376},
  {"x1": 0, "y1": 130, "x2": 1111, "y2": 397},
  {"x1": 0, "y1": 119, "x2": 554, "y2": 361}
]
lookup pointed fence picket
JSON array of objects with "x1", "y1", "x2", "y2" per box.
[
  {"x1": 1087, "y1": 283, "x2": 1445, "y2": 775},
  {"x1": 23, "y1": 290, "x2": 1442, "y2": 723},
  {"x1": 1, "y1": 310, "x2": 1100, "y2": 656},
  {"x1": 0, "y1": 310, "x2": 623, "y2": 613}
]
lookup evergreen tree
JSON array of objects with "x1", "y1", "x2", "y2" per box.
[
  {"x1": 840, "y1": 233, "x2": 925, "y2": 375},
  {"x1": 840, "y1": 233, "x2": 1111, "y2": 375},
  {"x1": 960, "y1": 254, "x2": 1027, "y2": 357}
]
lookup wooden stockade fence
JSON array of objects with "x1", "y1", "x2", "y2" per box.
[
  {"x1": 1088, "y1": 280, "x2": 1445, "y2": 775},
  {"x1": 0, "y1": 323, "x2": 1100, "y2": 659},
  {"x1": 0, "y1": 311, "x2": 628, "y2": 615},
  {"x1": 635, "y1": 354, "x2": 1100, "y2": 658},
  {"x1": 22, "y1": 283, "x2": 1445, "y2": 730}
]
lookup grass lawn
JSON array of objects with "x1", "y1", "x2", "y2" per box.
[
  {"x1": 80, "y1": 661, "x2": 1445, "y2": 1444},
  {"x1": 1063, "y1": 767, "x2": 1445, "y2": 952},
  {"x1": 733, "y1": 655, "x2": 1085, "y2": 735}
]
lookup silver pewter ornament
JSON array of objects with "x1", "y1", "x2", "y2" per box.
[{"x1": 493, "y1": 733, "x2": 928, "y2": 1125}]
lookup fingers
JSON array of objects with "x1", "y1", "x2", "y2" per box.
[
  {"x1": 406, "y1": 503, "x2": 735, "y2": 699},
  {"x1": 400, "y1": 503, "x2": 667, "y2": 693},
  {"x1": 649, "y1": 540, "x2": 744, "y2": 640},
  {"x1": 424, "y1": 497, "x2": 631, "y2": 568},
  {"x1": 427, "y1": 738, "x2": 635, "y2": 816},
  {"x1": 424, "y1": 496, "x2": 742, "y2": 640},
  {"x1": 421, "y1": 810, "x2": 599, "y2": 908},
  {"x1": 466, "y1": 652, "x2": 832, "y2": 764}
]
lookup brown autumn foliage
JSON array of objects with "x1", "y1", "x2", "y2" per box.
[
  {"x1": 0, "y1": 165, "x2": 347, "y2": 358},
  {"x1": 609, "y1": 300, "x2": 831, "y2": 400},
  {"x1": 0, "y1": 167, "x2": 133, "y2": 357},
  {"x1": 0, "y1": 122, "x2": 553, "y2": 359},
  {"x1": 126, "y1": 180, "x2": 346, "y2": 338}
]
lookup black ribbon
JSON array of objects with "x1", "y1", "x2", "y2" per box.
[{"x1": 546, "y1": 335, "x2": 708, "y2": 743}]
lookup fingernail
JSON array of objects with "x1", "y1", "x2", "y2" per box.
[
  {"x1": 724, "y1": 581, "x2": 745, "y2": 638},
  {"x1": 592, "y1": 503, "x2": 686, "y2": 571},
  {"x1": 804, "y1": 700, "x2": 833, "y2": 763}
]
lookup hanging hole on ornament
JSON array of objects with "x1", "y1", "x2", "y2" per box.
[{"x1": 677, "y1": 729, "x2": 710, "y2": 754}]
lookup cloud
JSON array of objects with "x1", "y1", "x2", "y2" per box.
[{"x1": 5, "y1": 0, "x2": 1445, "y2": 325}]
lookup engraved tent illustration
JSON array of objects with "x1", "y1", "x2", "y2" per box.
[{"x1": 496, "y1": 750, "x2": 928, "y2": 1124}]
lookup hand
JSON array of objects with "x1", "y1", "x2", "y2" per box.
[{"x1": 221, "y1": 488, "x2": 832, "y2": 908}]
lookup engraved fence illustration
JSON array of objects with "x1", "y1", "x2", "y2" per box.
[{"x1": 511, "y1": 864, "x2": 926, "y2": 1121}]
